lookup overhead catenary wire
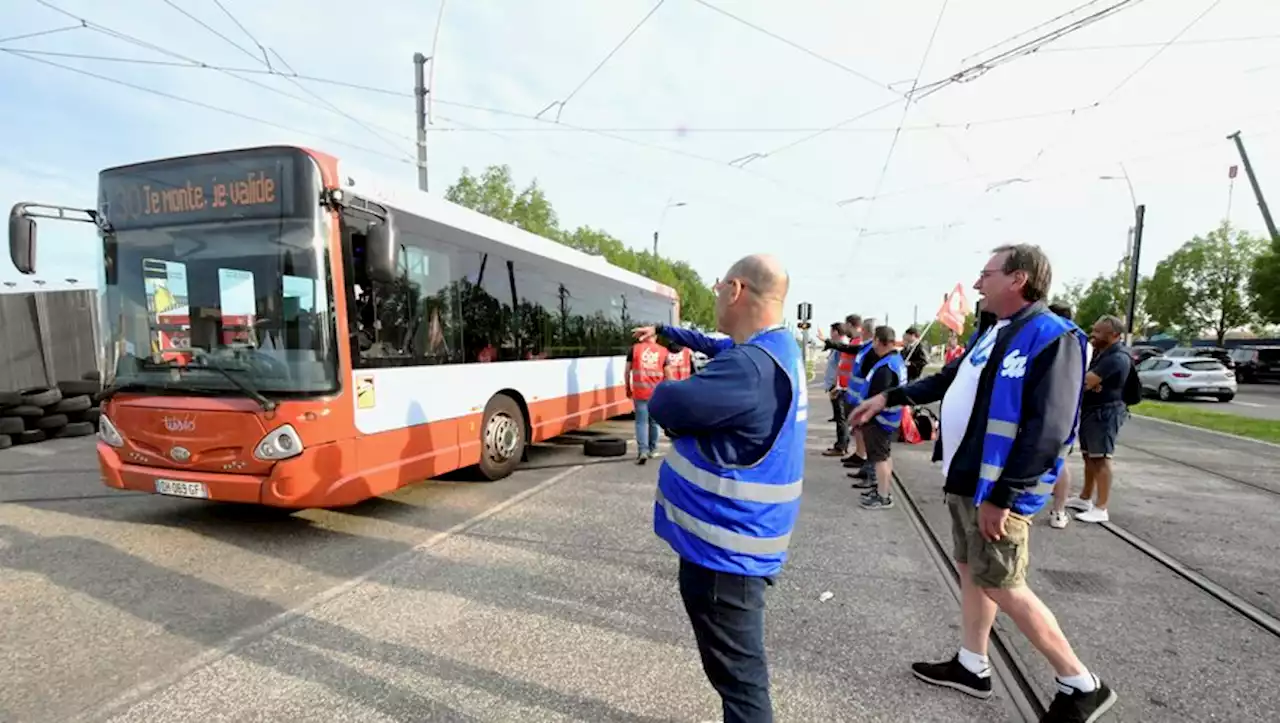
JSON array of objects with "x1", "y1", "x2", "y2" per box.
[
  {"x1": 33, "y1": 0, "x2": 414, "y2": 158},
  {"x1": 0, "y1": 24, "x2": 84, "y2": 45},
  {"x1": 535, "y1": 0, "x2": 666, "y2": 122},
  {"x1": 960, "y1": 0, "x2": 1109, "y2": 63}
]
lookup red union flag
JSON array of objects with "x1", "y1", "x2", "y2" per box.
[
  {"x1": 1229, "y1": 165, "x2": 1239, "y2": 179},
  {"x1": 936, "y1": 283, "x2": 971, "y2": 334}
]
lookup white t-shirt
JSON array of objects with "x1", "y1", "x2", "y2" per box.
[{"x1": 940, "y1": 320, "x2": 1009, "y2": 477}]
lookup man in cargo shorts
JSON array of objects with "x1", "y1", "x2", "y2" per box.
[{"x1": 851, "y1": 244, "x2": 1117, "y2": 722}]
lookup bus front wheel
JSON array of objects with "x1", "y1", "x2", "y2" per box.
[{"x1": 478, "y1": 394, "x2": 526, "y2": 480}]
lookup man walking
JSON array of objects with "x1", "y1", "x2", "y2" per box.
[
  {"x1": 637, "y1": 253, "x2": 805, "y2": 723},
  {"x1": 852, "y1": 244, "x2": 1117, "y2": 722},
  {"x1": 626, "y1": 327, "x2": 669, "y2": 465},
  {"x1": 1067, "y1": 315, "x2": 1133, "y2": 524}
]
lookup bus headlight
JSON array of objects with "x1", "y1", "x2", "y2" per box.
[
  {"x1": 254, "y1": 424, "x2": 304, "y2": 461},
  {"x1": 98, "y1": 414, "x2": 124, "y2": 447}
]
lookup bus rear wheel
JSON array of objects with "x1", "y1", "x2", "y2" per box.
[{"x1": 478, "y1": 395, "x2": 526, "y2": 481}]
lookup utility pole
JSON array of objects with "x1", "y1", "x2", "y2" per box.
[
  {"x1": 1228, "y1": 130, "x2": 1279, "y2": 243},
  {"x1": 1126, "y1": 204, "x2": 1146, "y2": 338},
  {"x1": 413, "y1": 52, "x2": 429, "y2": 192},
  {"x1": 653, "y1": 231, "x2": 659, "y2": 257}
]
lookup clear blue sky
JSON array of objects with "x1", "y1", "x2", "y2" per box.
[{"x1": 3, "y1": 0, "x2": 1279, "y2": 325}]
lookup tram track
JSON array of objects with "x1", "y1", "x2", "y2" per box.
[
  {"x1": 893, "y1": 472, "x2": 1047, "y2": 723},
  {"x1": 1115, "y1": 436, "x2": 1280, "y2": 498}
]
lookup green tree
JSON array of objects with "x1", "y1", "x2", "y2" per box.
[
  {"x1": 444, "y1": 165, "x2": 716, "y2": 328},
  {"x1": 1144, "y1": 223, "x2": 1264, "y2": 344},
  {"x1": 1054, "y1": 258, "x2": 1149, "y2": 334},
  {"x1": 1249, "y1": 247, "x2": 1280, "y2": 325}
]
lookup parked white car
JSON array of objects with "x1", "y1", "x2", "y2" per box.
[{"x1": 1135, "y1": 355, "x2": 1236, "y2": 402}]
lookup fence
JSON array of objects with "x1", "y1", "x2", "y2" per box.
[{"x1": 0, "y1": 290, "x2": 101, "y2": 391}]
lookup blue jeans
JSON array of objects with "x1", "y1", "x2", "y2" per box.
[
  {"x1": 679, "y1": 559, "x2": 773, "y2": 723},
  {"x1": 634, "y1": 399, "x2": 659, "y2": 455}
]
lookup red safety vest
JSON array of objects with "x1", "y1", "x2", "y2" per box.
[
  {"x1": 668, "y1": 348, "x2": 693, "y2": 381},
  {"x1": 836, "y1": 336, "x2": 862, "y2": 387},
  {"x1": 630, "y1": 342, "x2": 669, "y2": 400}
]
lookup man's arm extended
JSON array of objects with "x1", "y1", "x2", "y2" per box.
[
  {"x1": 658, "y1": 325, "x2": 734, "y2": 358},
  {"x1": 986, "y1": 335, "x2": 1083, "y2": 509},
  {"x1": 824, "y1": 339, "x2": 863, "y2": 354},
  {"x1": 649, "y1": 349, "x2": 761, "y2": 434},
  {"x1": 883, "y1": 352, "x2": 962, "y2": 408}
]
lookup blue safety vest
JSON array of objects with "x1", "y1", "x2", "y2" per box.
[
  {"x1": 859, "y1": 351, "x2": 907, "y2": 433},
  {"x1": 974, "y1": 309, "x2": 1087, "y2": 516},
  {"x1": 842, "y1": 342, "x2": 874, "y2": 407},
  {"x1": 653, "y1": 326, "x2": 807, "y2": 577}
]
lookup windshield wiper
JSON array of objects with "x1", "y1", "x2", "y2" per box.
[
  {"x1": 190, "y1": 353, "x2": 277, "y2": 411},
  {"x1": 97, "y1": 380, "x2": 161, "y2": 402}
]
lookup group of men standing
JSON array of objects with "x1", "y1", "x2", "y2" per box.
[{"x1": 626, "y1": 246, "x2": 1122, "y2": 722}]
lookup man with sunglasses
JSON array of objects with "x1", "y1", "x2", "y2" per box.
[{"x1": 632, "y1": 253, "x2": 806, "y2": 723}]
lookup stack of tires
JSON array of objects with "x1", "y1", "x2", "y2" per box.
[{"x1": 0, "y1": 372, "x2": 102, "y2": 450}]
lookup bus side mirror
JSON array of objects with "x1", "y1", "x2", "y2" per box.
[
  {"x1": 365, "y1": 213, "x2": 397, "y2": 283},
  {"x1": 8, "y1": 204, "x2": 36, "y2": 274}
]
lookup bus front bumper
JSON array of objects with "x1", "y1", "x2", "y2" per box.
[{"x1": 97, "y1": 440, "x2": 357, "y2": 508}]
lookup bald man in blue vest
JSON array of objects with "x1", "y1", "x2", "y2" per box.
[{"x1": 632, "y1": 253, "x2": 805, "y2": 723}]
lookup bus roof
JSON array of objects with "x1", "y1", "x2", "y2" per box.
[{"x1": 337, "y1": 160, "x2": 680, "y2": 301}]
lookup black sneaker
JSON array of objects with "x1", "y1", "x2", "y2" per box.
[
  {"x1": 842, "y1": 454, "x2": 866, "y2": 468},
  {"x1": 860, "y1": 491, "x2": 894, "y2": 509},
  {"x1": 847, "y1": 467, "x2": 871, "y2": 481},
  {"x1": 636, "y1": 455, "x2": 647, "y2": 466},
  {"x1": 849, "y1": 476, "x2": 875, "y2": 489},
  {"x1": 1042, "y1": 677, "x2": 1117, "y2": 723},
  {"x1": 910, "y1": 655, "x2": 993, "y2": 699}
]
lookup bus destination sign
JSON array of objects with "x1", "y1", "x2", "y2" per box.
[{"x1": 99, "y1": 154, "x2": 299, "y2": 231}]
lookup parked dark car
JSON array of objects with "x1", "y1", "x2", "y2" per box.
[
  {"x1": 1229, "y1": 346, "x2": 1280, "y2": 382},
  {"x1": 1164, "y1": 346, "x2": 1235, "y2": 370},
  {"x1": 1127, "y1": 345, "x2": 1163, "y2": 364}
]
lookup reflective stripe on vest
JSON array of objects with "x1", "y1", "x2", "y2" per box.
[
  {"x1": 843, "y1": 342, "x2": 873, "y2": 406},
  {"x1": 859, "y1": 351, "x2": 907, "y2": 432},
  {"x1": 630, "y1": 342, "x2": 668, "y2": 400},
  {"x1": 974, "y1": 309, "x2": 1088, "y2": 516},
  {"x1": 653, "y1": 326, "x2": 807, "y2": 577}
]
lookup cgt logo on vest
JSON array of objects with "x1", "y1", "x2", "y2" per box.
[
  {"x1": 162, "y1": 415, "x2": 197, "y2": 433},
  {"x1": 1000, "y1": 350, "x2": 1028, "y2": 379}
]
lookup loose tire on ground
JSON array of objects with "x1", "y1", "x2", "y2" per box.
[
  {"x1": 0, "y1": 435, "x2": 12, "y2": 450},
  {"x1": 35, "y1": 414, "x2": 70, "y2": 430},
  {"x1": 55, "y1": 422, "x2": 96, "y2": 438},
  {"x1": 20, "y1": 387, "x2": 62, "y2": 408},
  {"x1": 583, "y1": 436, "x2": 628, "y2": 458},
  {"x1": 0, "y1": 417, "x2": 24, "y2": 435},
  {"x1": 476, "y1": 394, "x2": 527, "y2": 481},
  {"x1": 17, "y1": 429, "x2": 46, "y2": 444}
]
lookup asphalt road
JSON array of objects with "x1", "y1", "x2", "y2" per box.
[
  {"x1": 4, "y1": 393, "x2": 1280, "y2": 722},
  {"x1": 0, "y1": 410, "x2": 1013, "y2": 723},
  {"x1": 1169, "y1": 381, "x2": 1280, "y2": 420}
]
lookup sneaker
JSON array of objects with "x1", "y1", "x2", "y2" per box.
[
  {"x1": 849, "y1": 476, "x2": 875, "y2": 489},
  {"x1": 1065, "y1": 497, "x2": 1093, "y2": 513},
  {"x1": 860, "y1": 491, "x2": 894, "y2": 509},
  {"x1": 910, "y1": 655, "x2": 993, "y2": 699},
  {"x1": 1075, "y1": 508, "x2": 1110, "y2": 524},
  {"x1": 847, "y1": 467, "x2": 871, "y2": 481},
  {"x1": 635, "y1": 455, "x2": 647, "y2": 466},
  {"x1": 1048, "y1": 510, "x2": 1070, "y2": 529},
  {"x1": 822, "y1": 447, "x2": 847, "y2": 457},
  {"x1": 842, "y1": 454, "x2": 866, "y2": 468},
  {"x1": 1042, "y1": 677, "x2": 1117, "y2": 722}
]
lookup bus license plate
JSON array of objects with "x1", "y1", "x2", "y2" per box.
[{"x1": 155, "y1": 479, "x2": 209, "y2": 499}]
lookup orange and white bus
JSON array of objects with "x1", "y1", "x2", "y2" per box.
[{"x1": 8, "y1": 145, "x2": 679, "y2": 507}]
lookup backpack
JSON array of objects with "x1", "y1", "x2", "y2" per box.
[{"x1": 1122, "y1": 364, "x2": 1143, "y2": 407}]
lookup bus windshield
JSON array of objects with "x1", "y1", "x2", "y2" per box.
[{"x1": 103, "y1": 216, "x2": 340, "y2": 397}]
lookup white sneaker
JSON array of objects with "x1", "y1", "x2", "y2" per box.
[
  {"x1": 1065, "y1": 497, "x2": 1093, "y2": 513},
  {"x1": 1048, "y1": 510, "x2": 1069, "y2": 529},
  {"x1": 1075, "y1": 507, "x2": 1110, "y2": 523}
]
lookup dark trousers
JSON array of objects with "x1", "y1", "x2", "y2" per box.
[
  {"x1": 678, "y1": 558, "x2": 772, "y2": 723},
  {"x1": 831, "y1": 396, "x2": 849, "y2": 452}
]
